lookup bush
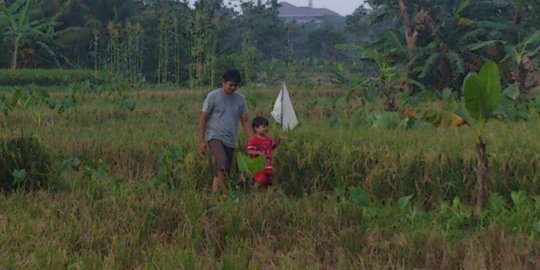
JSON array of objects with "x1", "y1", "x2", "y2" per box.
[
  {"x1": 0, "y1": 69, "x2": 111, "y2": 86},
  {"x1": 0, "y1": 137, "x2": 52, "y2": 192}
]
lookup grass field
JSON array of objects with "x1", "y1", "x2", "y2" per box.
[{"x1": 0, "y1": 87, "x2": 539, "y2": 268}]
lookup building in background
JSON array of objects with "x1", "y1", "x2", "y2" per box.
[{"x1": 278, "y1": 2, "x2": 341, "y2": 24}]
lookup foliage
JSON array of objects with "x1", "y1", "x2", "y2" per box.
[
  {"x1": 402, "y1": 106, "x2": 465, "y2": 127},
  {"x1": 0, "y1": 136, "x2": 51, "y2": 192},
  {"x1": 462, "y1": 60, "x2": 501, "y2": 122},
  {"x1": 236, "y1": 152, "x2": 265, "y2": 176},
  {"x1": 0, "y1": 68, "x2": 110, "y2": 86},
  {"x1": 155, "y1": 145, "x2": 184, "y2": 188},
  {"x1": 0, "y1": 0, "x2": 59, "y2": 69}
]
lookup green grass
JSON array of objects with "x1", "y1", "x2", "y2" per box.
[{"x1": 0, "y1": 87, "x2": 539, "y2": 268}]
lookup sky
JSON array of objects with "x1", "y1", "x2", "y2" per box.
[{"x1": 188, "y1": 1, "x2": 365, "y2": 17}]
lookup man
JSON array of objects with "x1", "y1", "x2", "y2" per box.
[{"x1": 198, "y1": 69, "x2": 254, "y2": 195}]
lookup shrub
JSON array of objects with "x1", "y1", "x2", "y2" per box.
[
  {"x1": 0, "y1": 69, "x2": 111, "y2": 86},
  {"x1": 0, "y1": 137, "x2": 52, "y2": 192}
]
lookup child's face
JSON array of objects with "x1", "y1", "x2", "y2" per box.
[{"x1": 254, "y1": 124, "x2": 269, "y2": 136}]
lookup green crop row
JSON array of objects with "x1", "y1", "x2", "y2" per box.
[{"x1": 0, "y1": 69, "x2": 111, "y2": 86}]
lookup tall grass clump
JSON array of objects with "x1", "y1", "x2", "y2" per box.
[{"x1": 0, "y1": 137, "x2": 51, "y2": 192}]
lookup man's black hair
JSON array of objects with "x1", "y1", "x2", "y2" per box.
[
  {"x1": 252, "y1": 116, "x2": 269, "y2": 130},
  {"x1": 222, "y1": 69, "x2": 241, "y2": 84}
]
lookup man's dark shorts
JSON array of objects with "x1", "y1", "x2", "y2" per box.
[{"x1": 208, "y1": 139, "x2": 234, "y2": 172}]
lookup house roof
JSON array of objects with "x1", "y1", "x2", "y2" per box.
[{"x1": 278, "y1": 2, "x2": 341, "y2": 18}]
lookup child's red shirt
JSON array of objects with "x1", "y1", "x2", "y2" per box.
[{"x1": 247, "y1": 136, "x2": 277, "y2": 174}]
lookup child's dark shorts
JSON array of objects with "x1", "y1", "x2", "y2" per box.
[{"x1": 208, "y1": 139, "x2": 234, "y2": 172}]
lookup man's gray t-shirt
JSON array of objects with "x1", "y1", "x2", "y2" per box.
[{"x1": 202, "y1": 88, "x2": 248, "y2": 148}]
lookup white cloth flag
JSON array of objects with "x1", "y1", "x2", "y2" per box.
[{"x1": 270, "y1": 82, "x2": 298, "y2": 131}]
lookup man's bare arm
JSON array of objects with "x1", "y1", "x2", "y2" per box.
[
  {"x1": 241, "y1": 114, "x2": 254, "y2": 138},
  {"x1": 198, "y1": 112, "x2": 209, "y2": 154}
]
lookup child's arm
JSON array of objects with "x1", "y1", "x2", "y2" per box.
[
  {"x1": 273, "y1": 135, "x2": 288, "y2": 149},
  {"x1": 247, "y1": 143, "x2": 264, "y2": 156},
  {"x1": 247, "y1": 149, "x2": 264, "y2": 156}
]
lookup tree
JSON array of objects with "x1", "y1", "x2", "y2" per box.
[
  {"x1": 0, "y1": 0, "x2": 58, "y2": 69},
  {"x1": 306, "y1": 23, "x2": 346, "y2": 61},
  {"x1": 239, "y1": 0, "x2": 286, "y2": 61}
]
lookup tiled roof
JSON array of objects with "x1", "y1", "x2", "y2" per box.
[{"x1": 278, "y1": 2, "x2": 341, "y2": 18}]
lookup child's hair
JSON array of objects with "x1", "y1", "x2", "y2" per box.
[
  {"x1": 252, "y1": 116, "x2": 269, "y2": 130},
  {"x1": 222, "y1": 69, "x2": 241, "y2": 84}
]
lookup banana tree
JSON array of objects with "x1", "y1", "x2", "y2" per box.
[
  {"x1": 0, "y1": 0, "x2": 58, "y2": 69},
  {"x1": 403, "y1": 61, "x2": 503, "y2": 214},
  {"x1": 336, "y1": 45, "x2": 408, "y2": 111},
  {"x1": 461, "y1": 60, "x2": 502, "y2": 214},
  {"x1": 468, "y1": 30, "x2": 540, "y2": 100}
]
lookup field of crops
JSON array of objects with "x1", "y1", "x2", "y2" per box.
[{"x1": 0, "y1": 86, "x2": 539, "y2": 268}]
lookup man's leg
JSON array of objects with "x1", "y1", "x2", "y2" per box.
[
  {"x1": 208, "y1": 139, "x2": 231, "y2": 194},
  {"x1": 213, "y1": 169, "x2": 227, "y2": 192}
]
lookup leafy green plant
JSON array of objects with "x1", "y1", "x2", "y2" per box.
[
  {"x1": 367, "y1": 110, "x2": 407, "y2": 129},
  {"x1": 349, "y1": 186, "x2": 371, "y2": 207},
  {"x1": 0, "y1": 137, "x2": 51, "y2": 192},
  {"x1": 335, "y1": 186, "x2": 371, "y2": 208},
  {"x1": 469, "y1": 30, "x2": 540, "y2": 99},
  {"x1": 155, "y1": 145, "x2": 184, "y2": 187},
  {"x1": 121, "y1": 97, "x2": 136, "y2": 112},
  {"x1": 438, "y1": 196, "x2": 474, "y2": 229},
  {"x1": 236, "y1": 152, "x2": 265, "y2": 177},
  {"x1": 403, "y1": 61, "x2": 504, "y2": 213},
  {"x1": 461, "y1": 60, "x2": 503, "y2": 214},
  {"x1": 397, "y1": 194, "x2": 414, "y2": 209}
]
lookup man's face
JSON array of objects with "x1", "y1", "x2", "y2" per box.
[{"x1": 222, "y1": 80, "x2": 238, "y2": 95}]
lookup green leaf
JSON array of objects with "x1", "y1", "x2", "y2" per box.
[
  {"x1": 349, "y1": 186, "x2": 370, "y2": 207},
  {"x1": 452, "y1": 196, "x2": 461, "y2": 209},
  {"x1": 61, "y1": 96, "x2": 74, "y2": 109},
  {"x1": 466, "y1": 40, "x2": 505, "y2": 52},
  {"x1": 327, "y1": 115, "x2": 339, "y2": 128},
  {"x1": 62, "y1": 157, "x2": 82, "y2": 171},
  {"x1": 236, "y1": 152, "x2": 265, "y2": 176},
  {"x1": 122, "y1": 97, "x2": 136, "y2": 111},
  {"x1": 454, "y1": 0, "x2": 470, "y2": 16},
  {"x1": 486, "y1": 193, "x2": 505, "y2": 213},
  {"x1": 397, "y1": 194, "x2": 414, "y2": 209},
  {"x1": 11, "y1": 168, "x2": 27, "y2": 188},
  {"x1": 47, "y1": 97, "x2": 56, "y2": 109},
  {"x1": 334, "y1": 186, "x2": 347, "y2": 203},
  {"x1": 404, "y1": 107, "x2": 465, "y2": 126},
  {"x1": 478, "y1": 61, "x2": 501, "y2": 107},
  {"x1": 503, "y1": 84, "x2": 519, "y2": 100},
  {"x1": 368, "y1": 111, "x2": 401, "y2": 129},
  {"x1": 462, "y1": 61, "x2": 501, "y2": 121},
  {"x1": 511, "y1": 190, "x2": 527, "y2": 209},
  {"x1": 441, "y1": 88, "x2": 454, "y2": 101}
]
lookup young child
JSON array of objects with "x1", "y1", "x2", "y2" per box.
[{"x1": 246, "y1": 116, "x2": 286, "y2": 187}]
